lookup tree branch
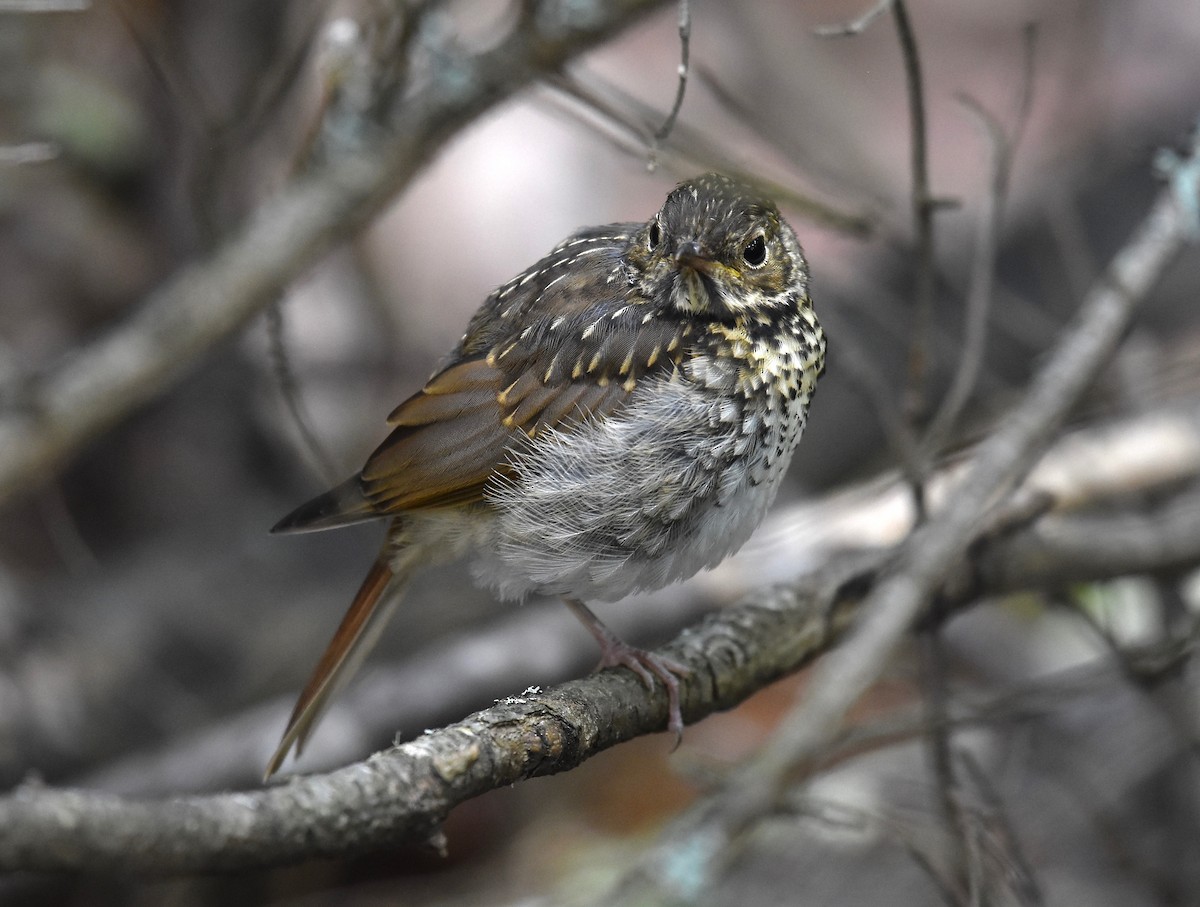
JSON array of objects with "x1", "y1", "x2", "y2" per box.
[
  {"x1": 6, "y1": 466, "x2": 1200, "y2": 872},
  {"x1": 0, "y1": 576, "x2": 865, "y2": 873},
  {"x1": 0, "y1": 0, "x2": 671, "y2": 505}
]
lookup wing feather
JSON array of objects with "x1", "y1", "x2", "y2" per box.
[{"x1": 312, "y1": 227, "x2": 694, "y2": 518}]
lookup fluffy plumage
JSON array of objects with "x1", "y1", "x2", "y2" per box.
[{"x1": 265, "y1": 173, "x2": 826, "y2": 777}]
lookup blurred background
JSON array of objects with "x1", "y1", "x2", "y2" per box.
[{"x1": 2, "y1": 0, "x2": 1199, "y2": 904}]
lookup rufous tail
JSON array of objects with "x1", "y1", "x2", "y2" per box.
[{"x1": 265, "y1": 553, "x2": 406, "y2": 779}]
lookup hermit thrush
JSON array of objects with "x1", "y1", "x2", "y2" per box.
[{"x1": 266, "y1": 173, "x2": 826, "y2": 777}]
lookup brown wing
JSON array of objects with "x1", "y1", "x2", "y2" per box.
[
  {"x1": 267, "y1": 225, "x2": 694, "y2": 773},
  {"x1": 359, "y1": 356, "x2": 510, "y2": 510},
  {"x1": 357, "y1": 226, "x2": 693, "y2": 515}
]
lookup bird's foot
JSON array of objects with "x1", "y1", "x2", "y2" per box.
[{"x1": 562, "y1": 597, "x2": 690, "y2": 742}]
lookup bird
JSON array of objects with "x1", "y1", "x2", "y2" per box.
[{"x1": 265, "y1": 172, "x2": 826, "y2": 778}]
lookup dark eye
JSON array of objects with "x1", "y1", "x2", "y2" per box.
[
  {"x1": 742, "y1": 234, "x2": 767, "y2": 267},
  {"x1": 648, "y1": 221, "x2": 661, "y2": 251}
]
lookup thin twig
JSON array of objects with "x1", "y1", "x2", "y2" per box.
[
  {"x1": 234, "y1": 5, "x2": 327, "y2": 145},
  {"x1": 268, "y1": 11, "x2": 388, "y2": 482},
  {"x1": 1011, "y1": 24, "x2": 1038, "y2": 167},
  {"x1": 265, "y1": 4, "x2": 455, "y2": 479},
  {"x1": 891, "y1": 0, "x2": 938, "y2": 449},
  {"x1": 921, "y1": 96, "x2": 1010, "y2": 455},
  {"x1": 958, "y1": 751, "x2": 1045, "y2": 906},
  {"x1": 697, "y1": 64, "x2": 890, "y2": 216},
  {"x1": 116, "y1": 1, "x2": 320, "y2": 245},
  {"x1": 648, "y1": 0, "x2": 690, "y2": 169},
  {"x1": 265, "y1": 302, "x2": 340, "y2": 485},
  {"x1": 34, "y1": 484, "x2": 99, "y2": 574},
  {"x1": 785, "y1": 795, "x2": 964, "y2": 907},
  {"x1": 113, "y1": 0, "x2": 219, "y2": 138},
  {"x1": 923, "y1": 27, "x2": 1038, "y2": 455},
  {"x1": 543, "y1": 71, "x2": 875, "y2": 236},
  {"x1": 817, "y1": 0, "x2": 938, "y2": 516},
  {"x1": 818, "y1": 305, "x2": 926, "y2": 486},
  {"x1": 813, "y1": 0, "x2": 893, "y2": 38},
  {"x1": 919, "y1": 625, "x2": 973, "y2": 905}
]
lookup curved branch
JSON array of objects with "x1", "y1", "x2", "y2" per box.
[
  {"x1": 0, "y1": 579, "x2": 861, "y2": 873},
  {"x1": 6, "y1": 473, "x2": 1200, "y2": 872},
  {"x1": 0, "y1": 0, "x2": 671, "y2": 504}
]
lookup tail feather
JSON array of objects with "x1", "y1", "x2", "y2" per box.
[
  {"x1": 272, "y1": 476, "x2": 380, "y2": 534},
  {"x1": 265, "y1": 554, "x2": 405, "y2": 779}
]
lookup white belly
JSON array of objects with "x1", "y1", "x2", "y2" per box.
[{"x1": 475, "y1": 375, "x2": 807, "y2": 602}]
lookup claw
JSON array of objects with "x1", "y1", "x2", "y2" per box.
[{"x1": 562, "y1": 597, "x2": 691, "y2": 742}]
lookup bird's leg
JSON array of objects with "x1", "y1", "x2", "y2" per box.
[{"x1": 561, "y1": 597, "x2": 690, "y2": 740}]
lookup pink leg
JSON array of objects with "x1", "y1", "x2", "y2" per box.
[{"x1": 562, "y1": 597, "x2": 690, "y2": 740}]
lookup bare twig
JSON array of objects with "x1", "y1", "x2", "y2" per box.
[
  {"x1": 34, "y1": 484, "x2": 99, "y2": 574},
  {"x1": 924, "y1": 28, "x2": 1038, "y2": 455},
  {"x1": 115, "y1": 1, "x2": 322, "y2": 247},
  {"x1": 648, "y1": 0, "x2": 690, "y2": 168},
  {"x1": 958, "y1": 751, "x2": 1045, "y2": 906},
  {"x1": 113, "y1": 0, "x2": 219, "y2": 138},
  {"x1": 784, "y1": 795, "x2": 963, "y2": 907},
  {"x1": 543, "y1": 71, "x2": 875, "y2": 236},
  {"x1": 1011, "y1": 24, "x2": 1038, "y2": 169},
  {"x1": 921, "y1": 97, "x2": 1010, "y2": 455},
  {"x1": 816, "y1": 0, "x2": 939, "y2": 514},
  {"x1": 915, "y1": 96, "x2": 1024, "y2": 885},
  {"x1": 265, "y1": 303, "x2": 340, "y2": 485},
  {"x1": 0, "y1": 577, "x2": 867, "y2": 873},
  {"x1": 818, "y1": 305, "x2": 927, "y2": 506},
  {"x1": 268, "y1": 9, "x2": 415, "y2": 487},
  {"x1": 919, "y1": 625, "x2": 973, "y2": 906},
  {"x1": 696, "y1": 64, "x2": 889, "y2": 216},
  {"x1": 0, "y1": 0, "x2": 674, "y2": 505},
  {"x1": 813, "y1": 0, "x2": 893, "y2": 38},
  {"x1": 891, "y1": 0, "x2": 938, "y2": 443},
  {"x1": 815, "y1": 614, "x2": 1199, "y2": 781},
  {"x1": 234, "y1": 6, "x2": 327, "y2": 145}
]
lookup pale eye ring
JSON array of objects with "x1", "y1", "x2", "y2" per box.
[
  {"x1": 648, "y1": 220, "x2": 662, "y2": 251},
  {"x1": 742, "y1": 234, "x2": 767, "y2": 267}
]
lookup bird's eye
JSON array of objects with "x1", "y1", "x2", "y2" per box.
[
  {"x1": 742, "y1": 234, "x2": 767, "y2": 267},
  {"x1": 648, "y1": 221, "x2": 661, "y2": 251}
]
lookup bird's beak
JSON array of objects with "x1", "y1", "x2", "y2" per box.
[{"x1": 674, "y1": 242, "x2": 717, "y2": 275}]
